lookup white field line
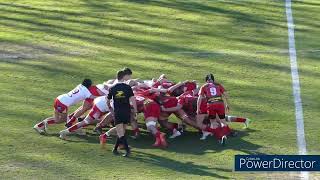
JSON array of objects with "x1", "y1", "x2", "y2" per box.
[
  {"x1": 172, "y1": 49, "x2": 320, "y2": 56},
  {"x1": 285, "y1": 0, "x2": 309, "y2": 180}
]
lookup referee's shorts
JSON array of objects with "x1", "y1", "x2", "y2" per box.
[{"x1": 114, "y1": 110, "x2": 131, "y2": 125}]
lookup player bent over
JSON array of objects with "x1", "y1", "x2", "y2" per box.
[
  {"x1": 143, "y1": 97, "x2": 168, "y2": 147},
  {"x1": 65, "y1": 83, "x2": 109, "y2": 128},
  {"x1": 33, "y1": 79, "x2": 94, "y2": 134},
  {"x1": 59, "y1": 96, "x2": 110, "y2": 139},
  {"x1": 197, "y1": 74, "x2": 231, "y2": 145}
]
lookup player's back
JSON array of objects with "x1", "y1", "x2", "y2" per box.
[
  {"x1": 201, "y1": 83, "x2": 224, "y2": 99},
  {"x1": 58, "y1": 84, "x2": 92, "y2": 106},
  {"x1": 109, "y1": 83, "x2": 133, "y2": 111},
  {"x1": 178, "y1": 91, "x2": 197, "y2": 115}
]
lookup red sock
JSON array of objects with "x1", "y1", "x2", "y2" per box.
[
  {"x1": 211, "y1": 127, "x2": 224, "y2": 140},
  {"x1": 133, "y1": 128, "x2": 140, "y2": 134},
  {"x1": 101, "y1": 133, "x2": 107, "y2": 139},
  {"x1": 222, "y1": 125, "x2": 231, "y2": 136},
  {"x1": 68, "y1": 124, "x2": 79, "y2": 132},
  {"x1": 37, "y1": 122, "x2": 44, "y2": 128},
  {"x1": 68, "y1": 113, "x2": 75, "y2": 120},
  {"x1": 235, "y1": 117, "x2": 246, "y2": 123},
  {"x1": 47, "y1": 119, "x2": 56, "y2": 125},
  {"x1": 204, "y1": 126, "x2": 214, "y2": 133},
  {"x1": 66, "y1": 116, "x2": 76, "y2": 126},
  {"x1": 169, "y1": 123, "x2": 178, "y2": 131},
  {"x1": 155, "y1": 131, "x2": 161, "y2": 138}
]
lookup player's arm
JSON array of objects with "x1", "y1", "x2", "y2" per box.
[
  {"x1": 130, "y1": 96, "x2": 138, "y2": 114},
  {"x1": 160, "y1": 104, "x2": 182, "y2": 112},
  {"x1": 136, "y1": 83, "x2": 150, "y2": 89},
  {"x1": 149, "y1": 87, "x2": 168, "y2": 93},
  {"x1": 167, "y1": 81, "x2": 184, "y2": 93},
  {"x1": 197, "y1": 86, "x2": 205, "y2": 114},
  {"x1": 129, "y1": 88, "x2": 138, "y2": 120},
  {"x1": 106, "y1": 91, "x2": 114, "y2": 115},
  {"x1": 222, "y1": 91, "x2": 230, "y2": 113},
  {"x1": 106, "y1": 79, "x2": 115, "y2": 84}
]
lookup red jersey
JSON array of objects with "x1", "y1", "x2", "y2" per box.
[
  {"x1": 135, "y1": 89, "x2": 157, "y2": 100},
  {"x1": 199, "y1": 83, "x2": 225, "y2": 103},
  {"x1": 178, "y1": 91, "x2": 197, "y2": 115},
  {"x1": 135, "y1": 95, "x2": 145, "y2": 113},
  {"x1": 152, "y1": 81, "x2": 175, "y2": 89},
  {"x1": 162, "y1": 96, "x2": 178, "y2": 109}
]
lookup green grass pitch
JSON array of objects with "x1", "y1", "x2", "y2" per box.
[{"x1": 0, "y1": 0, "x2": 319, "y2": 179}]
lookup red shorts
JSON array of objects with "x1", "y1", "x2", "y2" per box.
[
  {"x1": 207, "y1": 103, "x2": 225, "y2": 116},
  {"x1": 88, "y1": 105, "x2": 106, "y2": 119},
  {"x1": 54, "y1": 98, "x2": 68, "y2": 113},
  {"x1": 199, "y1": 101, "x2": 207, "y2": 114},
  {"x1": 143, "y1": 102, "x2": 160, "y2": 119}
]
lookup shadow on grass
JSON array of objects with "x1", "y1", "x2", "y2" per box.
[
  {"x1": 131, "y1": 151, "x2": 231, "y2": 179},
  {"x1": 46, "y1": 125, "x2": 264, "y2": 157}
]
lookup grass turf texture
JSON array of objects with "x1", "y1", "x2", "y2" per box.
[{"x1": 0, "y1": 0, "x2": 319, "y2": 179}]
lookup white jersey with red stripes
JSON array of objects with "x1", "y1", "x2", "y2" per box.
[
  {"x1": 57, "y1": 84, "x2": 92, "y2": 107},
  {"x1": 96, "y1": 83, "x2": 109, "y2": 96},
  {"x1": 93, "y1": 96, "x2": 109, "y2": 112}
]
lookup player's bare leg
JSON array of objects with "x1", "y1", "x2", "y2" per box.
[
  {"x1": 34, "y1": 110, "x2": 67, "y2": 134},
  {"x1": 158, "y1": 112, "x2": 181, "y2": 139},
  {"x1": 196, "y1": 114, "x2": 214, "y2": 140},
  {"x1": 59, "y1": 114, "x2": 100, "y2": 139},
  {"x1": 146, "y1": 117, "x2": 167, "y2": 148},
  {"x1": 130, "y1": 112, "x2": 140, "y2": 139},
  {"x1": 94, "y1": 113, "x2": 113, "y2": 134},
  {"x1": 175, "y1": 110, "x2": 199, "y2": 130},
  {"x1": 208, "y1": 115, "x2": 230, "y2": 145},
  {"x1": 66, "y1": 100, "x2": 92, "y2": 127}
]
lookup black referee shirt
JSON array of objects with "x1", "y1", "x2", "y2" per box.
[{"x1": 108, "y1": 82, "x2": 134, "y2": 115}]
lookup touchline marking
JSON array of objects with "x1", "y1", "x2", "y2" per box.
[{"x1": 285, "y1": 0, "x2": 309, "y2": 179}]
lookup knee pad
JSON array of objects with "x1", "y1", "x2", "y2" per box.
[{"x1": 146, "y1": 121, "x2": 157, "y2": 128}]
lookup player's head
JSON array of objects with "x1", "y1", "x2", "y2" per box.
[
  {"x1": 158, "y1": 74, "x2": 168, "y2": 83},
  {"x1": 82, "y1": 78, "x2": 92, "y2": 88},
  {"x1": 184, "y1": 81, "x2": 197, "y2": 92},
  {"x1": 205, "y1": 74, "x2": 214, "y2": 83},
  {"x1": 117, "y1": 70, "x2": 126, "y2": 81},
  {"x1": 122, "y1": 67, "x2": 132, "y2": 81},
  {"x1": 127, "y1": 80, "x2": 138, "y2": 87},
  {"x1": 123, "y1": 67, "x2": 132, "y2": 75}
]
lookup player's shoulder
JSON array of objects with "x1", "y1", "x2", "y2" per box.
[
  {"x1": 214, "y1": 82, "x2": 224, "y2": 88},
  {"x1": 200, "y1": 83, "x2": 209, "y2": 88}
]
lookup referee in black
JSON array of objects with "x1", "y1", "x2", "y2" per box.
[{"x1": 107, "y1": 69, "x2": 137, "y2": 157}]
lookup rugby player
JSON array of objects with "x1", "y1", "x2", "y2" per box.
[
  {"x1": 65, "y1": 83, "x2": 109, "y2": 128},
  {"x1": 59, "y1": 96, "x2": 110, "y2": 139},
  {"x1": 197, "y1": 74, "x2": 231, "y2": 145},
  {"x1": 33, "y1": 79, "x2": 95, "y2": 134}
]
